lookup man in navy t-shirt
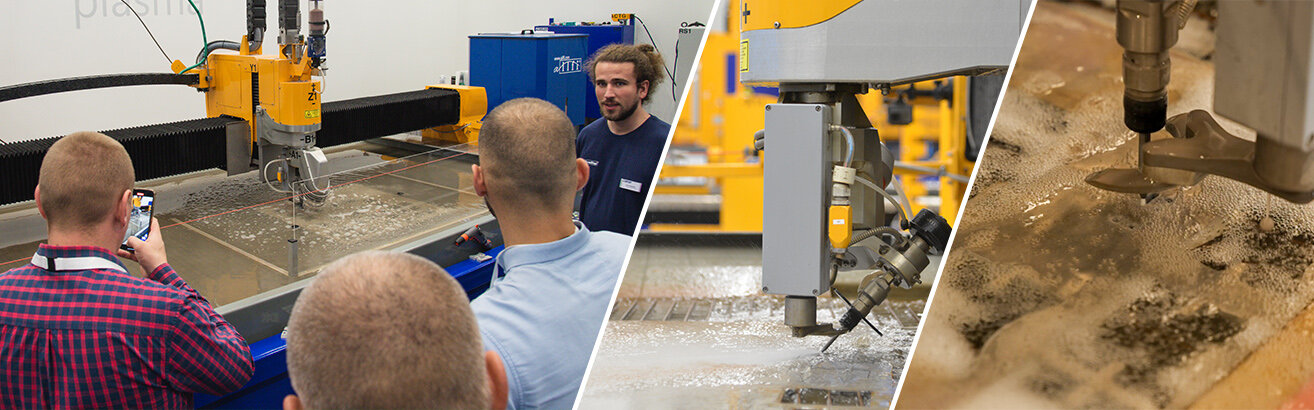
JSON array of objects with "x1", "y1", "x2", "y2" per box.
[{"x1": 576, "y1": 43, "x2": 672, "y2": 236}]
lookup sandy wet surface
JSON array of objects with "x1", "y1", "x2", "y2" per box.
[
  {"x1": 582, "y1": 235, "x2": 928, "y2": 409},
  {"x1": 900, "y1": 2, "x2": 1314, "y2": 408}
]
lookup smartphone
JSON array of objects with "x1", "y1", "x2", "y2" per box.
[{"x1": 121, "y1": 189, "x2": 154, "y2": 251}]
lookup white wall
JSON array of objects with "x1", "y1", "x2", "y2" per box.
[{"x1": 0, "y1": 0, "x2": 716, "y2": 142}]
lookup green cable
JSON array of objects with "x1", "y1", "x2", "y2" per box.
[{"x1": 179, "y1": 0, "x2": 208, "y2": 74}]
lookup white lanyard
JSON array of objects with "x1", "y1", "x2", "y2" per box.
[{"x1": 30, "y1": 253, "x2": 127, "y2": 274}]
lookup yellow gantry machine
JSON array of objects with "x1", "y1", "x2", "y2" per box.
[
  {"x1": 173, "y1": 0, "x2": 484, "y2": 202},
  {"x1": 648, "y1": 0, "x2": 989, "y2": 233},
  {"x1": 0, "y1": 0, "x2": 484, "y2": 207}
]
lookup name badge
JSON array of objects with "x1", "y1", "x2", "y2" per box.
[{"x1": 620, "y1": 178, "x2": 643, "y2": 193}]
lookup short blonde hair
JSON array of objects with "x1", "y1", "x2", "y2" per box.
[
  {"x1": 286, "y1": 251, "x2": 488, "y2": 409},
  {"x1": 38, "y1": 132, "x2": 134, "y2": 230}
]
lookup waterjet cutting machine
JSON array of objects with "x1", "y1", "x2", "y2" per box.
[
  {"x1": 739, "y1": 0, "x2": 1027, "y2": 345},
  {"x1": 0, "y1": 0, "x2": 485, "y2": 207},
  {"x1": 1088, "y1": 0, "x2": 1314, "y2": 204}
]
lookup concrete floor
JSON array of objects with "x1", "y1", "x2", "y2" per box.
[
  {"x1": 580, "y1": 235, "x2": 936, "y2": 409},
  {"x1": 0, "y1": 142, "x2": 487, "y2": 307}
]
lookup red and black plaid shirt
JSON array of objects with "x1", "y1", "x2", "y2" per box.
[{"x1": 0, "y1": 244, "x2": 253, "y2": 408}]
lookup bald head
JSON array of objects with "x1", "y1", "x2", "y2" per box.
[
  {"x1": 38, "y1": 131, "x2": 134, "y2": 231},
  {"x1": 478, "y1": 98, "x2": 579, "y2": 213},
  {"x1": 285, "y1": 251, "x2": 488, "y2": 409}
]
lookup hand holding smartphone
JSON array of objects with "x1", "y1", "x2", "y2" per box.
[{"x1": 121, "y1": 189, "x2": 154, "y2": 252}]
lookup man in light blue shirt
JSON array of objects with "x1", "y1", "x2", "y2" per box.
[{"x1": 469, "y1": 98, "x2": 632, "y2": 410}]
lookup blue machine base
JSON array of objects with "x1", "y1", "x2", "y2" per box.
[{"x1": 194, "y1": 246, "x2": 504, "y2": 409}]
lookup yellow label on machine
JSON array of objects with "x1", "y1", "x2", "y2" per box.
[
  {"x1": 304, "y1": 109, "x2": 321, "y2": 119},
  {"x1": 611, "y1": 13, "x2": 633, "y2": 21},
  {"x1": 739, "y1": 40, "x2": 749, "y2": 72},
  {"x1": 828, "y1": 205, "x2": 852, "y2": 249}
]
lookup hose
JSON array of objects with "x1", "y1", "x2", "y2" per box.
[
  {"x1": 196, "y1": 40, "x2": 241, "y2": 64},
  {"x1": 179, "y1": 0, "x2": 209, "y2": 74},
  {"x1": 893, "y1": 161, "x2": 970, "y2": 183},
  {"x1": 832, "y1": 125, "x2": 855, "y2": 168},
  {"x1": 263, "y1": 158, "x2": 295, "y2": 193},
  {"x1": 853, "y1": 226, "x2": 905, "y2": 248},
  {"x1": 1175, "y1": 0, "x2": 1198, "y2": 29},
  {"x1": 856, "y1": 174, "x2": 910, "y2": 226}
]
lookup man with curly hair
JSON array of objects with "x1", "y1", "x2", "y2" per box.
[{"x1": 576, "y1": 43, "x2": 673, "y2": 236}]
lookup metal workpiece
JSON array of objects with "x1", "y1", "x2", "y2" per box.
[{"x1": 739, "y1": 0, "x2": 1023, "y2": 85}]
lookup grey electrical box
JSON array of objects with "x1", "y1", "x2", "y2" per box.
[{"x1": 762, "y1": 104, "x2": 831, "y2": 297}]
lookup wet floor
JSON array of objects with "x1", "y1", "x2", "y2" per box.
[
  {"x1": 900, "y1": 3, "x2": 1314, "y2": 408},
  {"x1": 0, "y1": 139, "x2": 488, "y2": 306},
  {"x1": 581, "y1": 235, "x2": 930, "y2": 409}
]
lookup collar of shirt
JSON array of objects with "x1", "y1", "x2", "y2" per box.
[
  {"x1": 495, "y1": 221, "x2": 588, "y2": 275},
  {"x1": 30, "y1": 243, "x2": 129, "y2": 274}
]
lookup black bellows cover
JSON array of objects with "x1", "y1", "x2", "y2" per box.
[
  {"x1": 0, "y1": 88, "x2": 462, "y2": 206},
  {"x1": 317, "y1": 88, "x2": 461, "y2": 147},
  {"x1": 0, "y1": 116, "x2": 241, "y2": 206}
]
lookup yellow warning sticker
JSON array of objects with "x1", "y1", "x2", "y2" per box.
[
  {"x1": 304, "y1": 109, "x2": 321, "y2": 119},
  {"x1": 739, "y1": 39, "x2": 749, "y2": 72}
]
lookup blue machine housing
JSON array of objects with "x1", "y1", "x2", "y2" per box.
[
  {"x1": 470, "y1": 33, "x2": 588, "y2": 127},
  {"x1": 533, "y1": 21, "x2": 635, "y2": 123}
]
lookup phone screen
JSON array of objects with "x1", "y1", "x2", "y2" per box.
[{"x1": 122, "y1": 189, "x2": 154, "y2": 250}]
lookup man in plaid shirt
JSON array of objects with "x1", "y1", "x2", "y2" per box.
[{"x1": 0, "y1": 132, "x2": 253, "y2": 408}]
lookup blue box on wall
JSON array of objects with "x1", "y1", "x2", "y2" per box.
[
  {"x1": 533, "y1": 22, "x2": 635, "y2": 123},
  {"x1": 470, "y1": 32, "x2": 589, "y2": 126}
]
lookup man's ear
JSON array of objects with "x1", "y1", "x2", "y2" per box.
[
  {"x1": 472, "y1": 164, "x2": 488, "y2": 197},
  {"x1": 637, "y1": 79, "x2": 650, "y2": 101},
  {"x1": 486, "y1": 350, "x2": 509, "y2": 410},
  {"x1": 575, "y1": 158, "x2": 590, "y2": 191},
  {"x1": 34, "y1": 186, "x2": 46, "y2": 220},
  {"x1": 283, "y1": 394, "x2": 303, "y2": 410},
  {"x1": 115, "y1": 189, "x2": 132, "y2": 229}
]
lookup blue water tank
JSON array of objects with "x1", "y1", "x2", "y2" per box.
[
  {"x1": 533, "y1": 22, "x2": 635, "y2": 123},
  {"x1": 470, "y1": 32, "x2": 589, "y2": 126}
]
